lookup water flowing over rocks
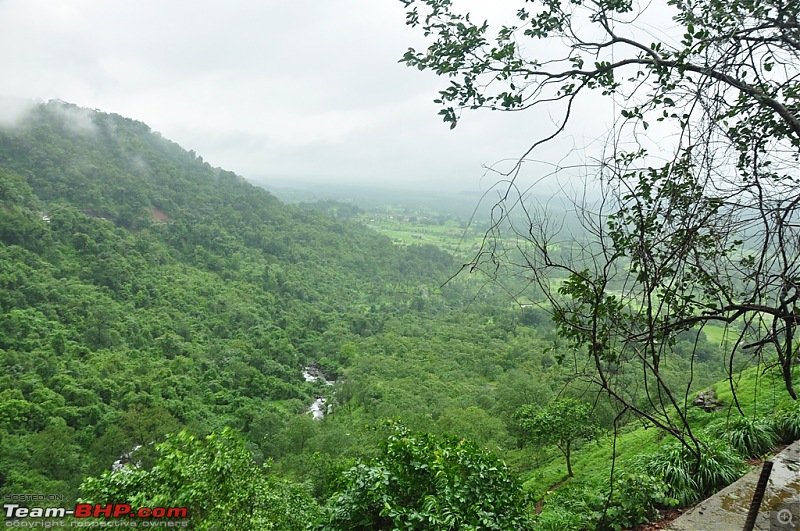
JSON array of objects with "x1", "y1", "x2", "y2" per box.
[
  {"x1": 112, "y1": 445, "x2": 142, "y2": 472},
  {"x1": 304, "y1": 365, "x2": 335, "y2": 420}
]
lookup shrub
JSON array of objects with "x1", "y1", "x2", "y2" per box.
[
  {"x1": 707, "y1": 416, "x2": 779, "y2": 458},
  {"x1": 322, "y1": 422, "x2": 535, "y2": 530},
  {"x1": 771, "y1": 403, "x2": 800, "y2": 444},
  {"x1": 80, "y1": 428, "x2": 322, "y2": 530},
  {"x1": 635, "y1": 437, "x2": 746, "y2": 506},
  {"x1": 603, "y1": 472, "x2": 676, "y2": 530},
  {"x1": 535, "y1": 474, "x2": 675, "y2": 531}
]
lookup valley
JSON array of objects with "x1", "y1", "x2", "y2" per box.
[{"x1": 0, "y1": 101, "x2": 797, "y2": 529}]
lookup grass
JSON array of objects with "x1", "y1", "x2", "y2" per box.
[
  {"x1": 518, "y1": 426, "x2": 662, "y2": 500},
  {"x1": 702, "y1": 324, "x2": 729, "y2": 346},
  {"x1": 517, "y1": 360, "x2": 800, "y2": 525},
  {"x1": 361, "y1": 215, "x2": 486, "y2": 255},
  {"x1": 714, "y1": 360, "x2": 796, "y2": 417}
]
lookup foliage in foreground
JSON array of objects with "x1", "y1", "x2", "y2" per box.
[
  {"x1": 534, "y1": 472, "x2": 675, "y2": 531},
  {"x1": 634, "y1": 436, "x2": 746, "y2": 506},
  {"x1": 76, "y1": 409, "x2": 794, "y2": 530},
  {"x1": 322, "y1": 422, "x2": 535, "y2": 530},
  {"x1": 80, "y1": 428, "x2": 321, "y2": 530}
]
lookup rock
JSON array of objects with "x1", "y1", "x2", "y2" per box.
[{"x1": 693, "y1": 389, "x2": 723, "y2": 412}]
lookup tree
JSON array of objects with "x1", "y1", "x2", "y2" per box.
[
  {"x1": 80, "y1": 428, "x2": 321, "y2": 530},
  {"x1": 92, "y1": 405, "x2": 180, "y2": 471},
  {"x1": 399, "y1": 0, "x2": 800, "y2": 456},
  {"x1": 323, "y1": 422, "x2": 534, "y2": 530},
  {"x1": 515, "y1": 398, "x2": 600, "y2": 477}
]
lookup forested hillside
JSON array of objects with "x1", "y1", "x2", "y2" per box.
[
  {"x1": 0, "y1": 100, "x2": 458, "y2": 496},
  {"x1": 3, "y1": 101, "x2": 796, "y2": 530}
]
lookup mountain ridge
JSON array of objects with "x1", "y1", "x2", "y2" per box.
[{"x1": 0, "y1": 100, "x2": 456, "y2": 498}]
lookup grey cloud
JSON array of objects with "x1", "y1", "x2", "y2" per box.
[
  {"x1": 50, "y1": 102, "x2": 100, "y2": 137},
  {"x1": 0, "y1": 96, "x2": 37, "y2": 128},
  {"x1": 0, "y1": 0, "x2": 610, "y2": 193}
]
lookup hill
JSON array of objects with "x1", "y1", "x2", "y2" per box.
[
  {"x1": 0, "y1": 100, "x2": 455, "y2": 497},
  {"x1": 2, "y1": 101, "x2": 790, "y2": 530}
]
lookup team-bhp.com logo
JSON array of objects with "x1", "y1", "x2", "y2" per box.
[{"x1": 4, "y1": 503, "x2": 189, "y2": 527}]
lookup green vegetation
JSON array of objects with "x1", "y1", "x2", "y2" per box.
[
  {"x1": 0, "y1": 101, "x2": 454, "y2": 501},
  {"x1": 515, "y1": 398, "x2": 600, "y2": 477},
  {"x1": 635, "y1": 437, "x2": 746, "y2": 507},
  {"x1": 1, "y1": 100, "x2": 798, "y2": 529},
  {"x1": 708, "y1": 417, "x2": 779, "y2": 459},
  {"x1": 322, "y1": 422, "x2": 534, "y2": 530},
  {"x1": 396, "y1": 4, "x2": 800, "y2": 528},
  {"x1": 81, "y1": 428, "x2": 320, "y2": 530}
]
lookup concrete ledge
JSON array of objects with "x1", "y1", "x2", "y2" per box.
[{"x1": 669, "y1": 439, "x2": 800, "y2": 530}]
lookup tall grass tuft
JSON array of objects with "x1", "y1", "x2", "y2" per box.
[
  {"x1": 694, "y1": 438, "x2": 748, "y2": 494},
  {"x1": 635, "y1": 437, "x2": 746, "y2": 506},
  {"x1": 708, "y1": 416, "x2": 779, "y2": 458},
  {"x1": 771, "y1": 403, "x2": 800, "y2": 444}
]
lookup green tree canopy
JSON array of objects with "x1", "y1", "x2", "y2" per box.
[
  {"x1": 80, "y1": 428, "x2": 321, "y2": 530},
  {"x1": 323, "y1": 422, "x2": 534, "y2": 530},
  {"x1": 515, "y1": 398, "x2": 601, "y2": 477}
]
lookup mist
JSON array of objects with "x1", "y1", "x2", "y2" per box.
[{"x1": 0, "y1": 0, "x2": 617, "y2": 196}]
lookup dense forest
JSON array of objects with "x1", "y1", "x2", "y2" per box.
[{"x1": 1, "y1": 101, "x2": 798, "y2": 529}]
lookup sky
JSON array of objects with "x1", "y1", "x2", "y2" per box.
[{"x1": 0, "y1": 0, "x2": 625, "y2": 194}]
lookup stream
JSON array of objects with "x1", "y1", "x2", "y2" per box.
[{"x1": 303, "y1": 366, "x2": 334, "y2": 420}]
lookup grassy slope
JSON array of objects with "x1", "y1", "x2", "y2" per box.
[{"x1": 520, "y1": 361, "x2": 798, "y2": 508}]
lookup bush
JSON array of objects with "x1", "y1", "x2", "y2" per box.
[
  {"x1": 535, "y1": 473, "x2": 674, "y2": 531},
  {"x1": 707, "y1": 416, "x2": 778, "y2": 458},
  {"x1": 80, "y1": 428, "x2": 322, "y2": 530},
  {"x1": 603, "y1": 472, "x2": 676, "y2": 530},
  {"x1": 771, "y1": 403, "x2": 800, "y2": 444},
  {"x1": 322, "y1": 422, "x2": 535, "y2": 530},
  {"x1": 635, "y1": 437, "x2": 746, "y2": 506}
]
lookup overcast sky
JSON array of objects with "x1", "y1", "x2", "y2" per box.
[{"x1": 0, "y1": 0, "x2": 622, "y2": 193}]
